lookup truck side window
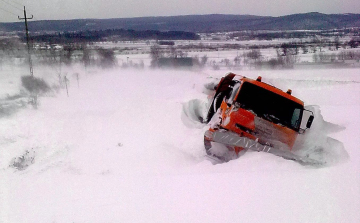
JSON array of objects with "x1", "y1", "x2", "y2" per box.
[
  {"x1": 227, "y1": 82, "x2": 241, "y2": 105},
  {"x1": 291, "y1": 108, "x2": 301, "y2": 129}
]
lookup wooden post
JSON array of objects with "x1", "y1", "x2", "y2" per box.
[
  {"x1": 75, "y1": 73, "x2": 79, "y2": 88},
  {"x1": 64, "y1": 75, "x2": 69, "y2": 97},
  {"x1": 18, "y1": 6, "x2": 34, "y2": 77}
]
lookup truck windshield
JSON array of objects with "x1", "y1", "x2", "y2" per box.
[{"x1": 236, "y1": 82, "x2": 303, "y2": 131}]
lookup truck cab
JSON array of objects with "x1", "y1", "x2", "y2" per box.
[{"x1": 205, "y1": 73, "x2": 314, "y2": 161}]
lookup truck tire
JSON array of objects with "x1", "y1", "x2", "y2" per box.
[{"x1": 205, "y1": 92, "x2": 224, "y2": 123}]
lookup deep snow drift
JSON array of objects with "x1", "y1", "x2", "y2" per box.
[
  {"x1": 0, "y1": 66, "x2": 360, "y2": 223},
  {"x1": 182, "y1": 82, "x2": 349, "y2": 166}
]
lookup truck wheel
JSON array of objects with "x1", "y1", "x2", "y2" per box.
[
  {"x1": 205, "y1": 92, "x2": 224, "y2": 123},
  {"x1": 213, "y1": 92, "x2": 224, "y2": 113}
]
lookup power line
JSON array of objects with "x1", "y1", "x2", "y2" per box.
[
  {"x1": 0, "y1": 6, "x2": 17, "y2": 16},
  {"x1": 9, "y1": 0, "x2": 23, "y2": 7},
  {"x1": 0, "y1": 0, "x2": 23, "y2": 11}
]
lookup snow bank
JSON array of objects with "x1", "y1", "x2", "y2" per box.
[
  {"x1": 292, "y1": 105, "x2": 348, "y2": 166},
  {"x1": 181, "y1": 99, "x2": 208, "y2": 128}
]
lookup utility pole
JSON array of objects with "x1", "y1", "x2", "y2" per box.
[{"x1": 18, "y1": 6, "x2": 34, "y2": 77}]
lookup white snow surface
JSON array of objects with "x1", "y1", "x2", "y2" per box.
[{"x1": 0, "y1": 66, "x2": 360, "y2": 223}]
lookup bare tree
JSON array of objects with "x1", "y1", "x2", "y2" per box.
[
  {"x1": 97, "y1": 48, "x2": 117, "y2": 69},
  {"x1": 301, "y1": 45, "x2": 309, "y2": 54},
  {"x1": 234, "y1": 56, "x2": 241, "y2": 67},
  {"x1": 80, "y1": 43, "x2": 91, "y2": 68},
  {"x1": 313, "y1": 53, "x2": 319, "y2": 63},
  {"x1": 243, "y1": 49, "x2": 262, "y2": 68},
  {"x1": 150, "y1": 45, "x2": 163, "y2": 67},
  {"x1": 201, "y1": 55, "x2": 208, "y2": 67},
  {"x1": 334, "y1": 36, "x2": 341, "y2": 50},
  {"x1": 62, "y1": 44, "x2": 75, "y2": 65},
  {"x1": 247, "y1": 49, "x2": 261, "y2": 61}
]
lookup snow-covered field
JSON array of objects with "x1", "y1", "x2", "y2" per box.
[{"x1": 0, "y1": 64, "x2": 360, "y2": 222}]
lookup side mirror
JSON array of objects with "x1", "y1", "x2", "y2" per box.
[{"x1": 306, "y1": 115, "x2": 314, "y2": 129}]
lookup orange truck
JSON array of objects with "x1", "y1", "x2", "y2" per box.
[{"x1": 204, "y1": 73, "x2": 317, "y2": 164}]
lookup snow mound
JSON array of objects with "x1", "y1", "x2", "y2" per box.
[
  {"x1": 181, "y1": 99, "x2": 208, "y2": 128},
  {"x1": 292, "y1": 105, "x2": 349, "y2": 167}
]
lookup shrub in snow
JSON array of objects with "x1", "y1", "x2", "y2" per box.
[
  {"x1": 268, "y1": 58, "x2": 283, "y2": 69},
  {"x1": 9, "y1": 149, "x2": 35, "y2": 171},
  {"x1": 21, "y1": 75, "x2": 51, "y2": 108},
  {"x1": 21, "y1": 75, "x2": 51, "y2": 95},
  {"x1": 212, "y1": 64, "x2": 220, "y2": 70}
]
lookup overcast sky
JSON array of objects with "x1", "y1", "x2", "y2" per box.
[{"x1": 0, "y1": 0, "x2": 359, "y2": 22}]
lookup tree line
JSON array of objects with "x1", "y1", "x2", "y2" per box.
[{"x1": 26, "y1": 29, "x2": 200, "y2": 44}]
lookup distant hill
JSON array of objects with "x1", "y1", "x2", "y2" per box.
[{"x1": 1, "y1": 12, "x2": 360, "y2": 33}]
